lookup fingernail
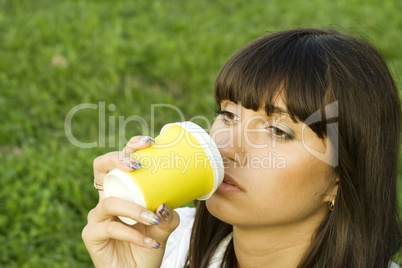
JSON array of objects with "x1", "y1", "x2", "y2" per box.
[
  {"x1": 158, "y1": 203, "x2": 172, "y2": 221},
  {"x1": 124, "y1": 157, "x2": 142, "y2": 170},
  {"x1": 140, "y1": 211, "x2": 161, "y2": 225},
  {"x1": 144, "y1": 237, "x2": 160, "y2": 249},
  {"x1": 141, "y1": 136, "x2": 155, "y2": 144}
]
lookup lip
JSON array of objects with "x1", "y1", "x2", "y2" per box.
[{"x1": 217, "y1": 173, "x2": 244, "y2": 194}]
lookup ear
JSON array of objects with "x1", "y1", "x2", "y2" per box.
[{"x1": 324, "y1": 176, "x2": 339, "y2": 203}]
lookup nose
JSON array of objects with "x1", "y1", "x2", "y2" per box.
[
  {"x1": 212, "y1": 123, "x2": 243, "y2": 149},
  {"x1": 211, "y1": 123, "x2": 247, "y2": 166}
]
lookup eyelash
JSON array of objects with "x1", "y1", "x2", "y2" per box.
[
  {"x1": 216, "y1": 109, "x2": 241, "y2": 124},
  {"x1": 216, "y1": 109, "x2": 294, "y2": 141},
  {"x1": 265, "y1": 124, "x2": 294, "y2": 141}
]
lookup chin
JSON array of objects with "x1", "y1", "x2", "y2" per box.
[{"x1": 205, "y1": 194, "x2": 236, "y2": 225}]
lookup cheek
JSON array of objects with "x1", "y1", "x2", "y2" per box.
[
  {"x1": 206, "y1": 135, "x2": 334, "y2": 226},
  {"x1": 244, "y1": 156, "x2": 332, "y2": 224},
  {"x1": 264, "y1": 161, "x2": 331, "y2": 218}
]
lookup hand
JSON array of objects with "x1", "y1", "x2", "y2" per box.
[{"x1": 82, "y1": 136, "x2": 180, "y2": 268}]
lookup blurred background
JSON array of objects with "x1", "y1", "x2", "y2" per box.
[{"x1": 0, "y1": 0, "x2": 401, "y2": 266}]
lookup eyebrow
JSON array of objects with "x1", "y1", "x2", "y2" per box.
[
  {"x1": 270, "y1": 106, "x2": 289, "y2": 115},
  {"x1": 269, "y1": 105, "x2": 302, "y2": 125}
]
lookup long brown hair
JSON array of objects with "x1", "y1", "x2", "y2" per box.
[{"x1": 186, "y1": 28, "x2": 401, "y2": 268}]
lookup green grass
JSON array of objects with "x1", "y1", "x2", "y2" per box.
[{"x1": 0, "y1": 0, "x2": 401, "y2": 266}]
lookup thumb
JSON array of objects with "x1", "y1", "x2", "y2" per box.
[{"x1": 154, "y1": 204, "x2": 180, "y2": 237}]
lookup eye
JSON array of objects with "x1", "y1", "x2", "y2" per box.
[
  {"x1": 216, "y1": 109, "x2": 241, "y2": 124},
  {"x1": 265, "y1": 123, "x2": 294, "y2": 141}
]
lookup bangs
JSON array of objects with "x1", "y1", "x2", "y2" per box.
[{"x1": 214, "y1": 29, "x2": 338, "y2": 138}]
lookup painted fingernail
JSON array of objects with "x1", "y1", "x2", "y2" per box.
[
  {"x1": 140, "y1": 211, "x2": 161, "y2": 225},
  {"x1": 124, "y1": 157, "x2": 142, "y2": 170},
  {"x1": 158, "y1": 203, "x2": 172, "y2": 221},
  {"x1": 141, "y1": 136, "x2": 155, "y2": 144},
  {"x1": 144, "y1": 237, "x2": 160, "y2": 249}
]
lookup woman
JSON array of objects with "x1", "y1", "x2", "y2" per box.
[{"x1": 82, "y1": 28, "x2": 401, "y2": 267}]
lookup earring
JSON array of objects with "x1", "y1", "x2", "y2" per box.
[
  {"x1": 328, "y1": 197, "x2": 336, "y2": 211},
  {"x1": 241, "y1": 149, "x2": 245, "y2": 153}
]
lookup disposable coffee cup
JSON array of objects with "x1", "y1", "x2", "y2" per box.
[{"x1": 104, "y1": 121, "x2": 224, "y2": 225}]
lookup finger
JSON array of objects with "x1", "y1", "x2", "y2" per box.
[
  {"x1": 98, "y1": 190, "x2": 105, "y2": 201},
  {"x1": 93, "y1": 136, "x2": 155, "y2": 199},
  {"x1": 93, "y1": 151, "x2": 132, "y2": 183},
  {"x1": 89, "y1": 196, "x2": 162, "y2": 226},
  {"x1": 82, "y1": 220, "x2": 160, "y2": 249},
  {"x1": 93, "y1": 151, "x2": 132, "y2": 201},
  {"x1": 122, "y1": 136, "x2": 155, "y2": 155}
]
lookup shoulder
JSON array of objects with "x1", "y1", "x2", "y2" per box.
[{"x1": 161, "y1": 207, "x2": 196, "y2": 268}]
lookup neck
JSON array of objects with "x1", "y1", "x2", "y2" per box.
[{"x1": 232, "y1": 217, "x2": 324, "y2": 268}]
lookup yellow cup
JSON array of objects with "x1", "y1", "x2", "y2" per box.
[{"x1": 104, "y1": 121, "x2": 224, "y2": 225}]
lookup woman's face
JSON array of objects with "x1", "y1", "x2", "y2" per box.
[{"x1": 206, "y1": 99, "x2": 338, "y2": 228}]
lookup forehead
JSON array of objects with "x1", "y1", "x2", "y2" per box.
[
  {"x1": 266, "y1": 92, "x2": 289, "y2": 115},
  {"x1": 221, "y1": 95, "x2": 291, "y2": 120}
]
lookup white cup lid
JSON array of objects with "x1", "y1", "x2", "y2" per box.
[{"x1": 104, "y1": 168, "x2": 147, "y2": 225}]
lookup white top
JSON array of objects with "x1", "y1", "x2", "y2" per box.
[
  {"x1": 160, "y1": 207, "x2": 195, "y2": 268},
  {"x1": 161, "y1": 207, "x2": 401, "y2": 268}
]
